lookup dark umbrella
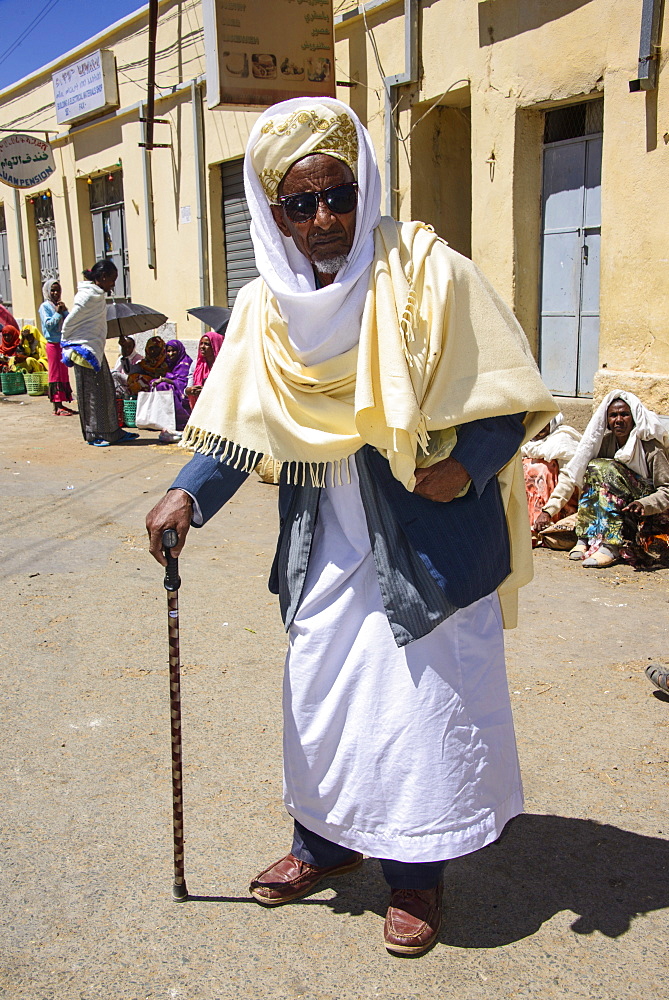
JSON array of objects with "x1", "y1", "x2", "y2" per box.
[
  {"x1": 187, "y1": 306, "x2": 231, "y2": 335},
  {"x1": 106, "y1": 301, "x2": 168, "y2": 339}
]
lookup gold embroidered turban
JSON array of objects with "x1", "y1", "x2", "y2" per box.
[{"x1": 250, "y1": 104, "x2": 359, "y2": 204}]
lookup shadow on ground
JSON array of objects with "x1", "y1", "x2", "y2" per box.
[{"x1": 441, "y1": 813, "x2": 669, "y2": 947}]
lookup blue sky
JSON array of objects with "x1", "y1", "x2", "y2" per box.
[{"x1": 0, "y1": 0, "x2": 145, "y2": 93}]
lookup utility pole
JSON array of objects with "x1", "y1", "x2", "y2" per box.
[{"x1": 139, "y1": 0, "x2": 170, "y2": 150}]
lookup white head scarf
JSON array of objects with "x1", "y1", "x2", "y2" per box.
[
  {"x1": 522, "y1": 412, "x2": 581, "y2": 465},
  {"x1": 565, "y1": 390, "x2": 669, "y2": 486},
  {"x1": 42, "y1": 277, "x2": 59, "y2": 303},
  {"x1": 243, "y1": 97, "x2": 382, "y2": 366}
]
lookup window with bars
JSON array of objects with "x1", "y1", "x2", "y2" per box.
[
  {"x1": 89, "y1": 171, "x2": 124, "y2": 210},
  {"x1": 32, "y1": 191, "x2": 55, "y2": 226},
  {"x1": 30, "y1": 191, "x2": 59, "y2": 283},
  {"x1": 544, "y1": 99, "x2": 604, "y2": 144}
]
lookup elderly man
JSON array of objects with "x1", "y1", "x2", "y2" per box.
[{"x1": 147, "y1": 98, "x2": 556, "y2": 956}]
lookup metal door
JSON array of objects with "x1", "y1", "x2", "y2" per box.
[
  {"x1": 221, "y1": 159, "x2": 258, "y2": 305},
  {"x1": 539, "y1": 134, "x2": 602, "y2": 397},
  {"x1": 0, "y1": 204, "x2": 12, "y2": 309},
  {"x1": 90, "y1": 172, "x2": 130, "y2": 297}
]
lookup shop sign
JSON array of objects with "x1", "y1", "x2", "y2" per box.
[
  {"x1": 0, "y1": 134, "x2": 55, "y2": 189},
  {"x1": 52, "y1": 49, "x2": 119, "y2": 126},
  {"x1": 203, "y1": 0, "x2": 335, "y2": 109}
]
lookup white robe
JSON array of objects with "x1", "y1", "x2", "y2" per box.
[{"x1": 282, "y1": 463, "x2": 524, "y2": 864}]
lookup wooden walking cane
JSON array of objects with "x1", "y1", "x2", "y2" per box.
[{"x1": 162, "y1": 528, "x2": 188, "y2": 902}]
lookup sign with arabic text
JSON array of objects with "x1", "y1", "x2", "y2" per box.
[
  {"x1": 202, "y1": 0, "x2": 335, "y2": 109},
  {"x1": 0, "y1": 134, "x2": 56, "y2": 190},
  {"x1": 53, "y1": 49, "x2": 119, "y2": 126}
]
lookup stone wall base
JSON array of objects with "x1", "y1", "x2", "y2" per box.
[{"x1": 593, "y1": 370, "x2": 669, "y2": 415}]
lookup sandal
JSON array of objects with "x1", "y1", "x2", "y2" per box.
[
  {"x1": 569, "y1": 540, "x2": 588, "y2": 561},
  {"x1": 55, "y1": 407, "x2": 75, "y2": 416},
  {"x1": 89, "y1": 438, "x2": 111, "y2": 447},
  {"x1": 582, "y1": 545, "x2": 619, "y2": 568},
  {"x1": 645, "y1": 664, "x2": 669, "y2": 694},
  {"x1": 116, "y1": 430, "x2": 139, "y2": 443}
]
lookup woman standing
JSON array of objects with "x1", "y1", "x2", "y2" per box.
[
  {"x1": 61, "y1": 260, "x2": 137, "y2": 446},
  {"x1": 39, "y1": 279, "x2": 75, "y2": 416},
  {"x1": 535, "y1": 391, "x2": 669, "y2": 567}
]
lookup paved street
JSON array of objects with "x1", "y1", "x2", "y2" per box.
[{"x1": 1, "y1": 390, "x2": 668, "y2": 999}]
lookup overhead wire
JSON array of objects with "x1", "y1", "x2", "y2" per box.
[
  {"x1": 360, "y1": 5, "x2": 470, "y2": 173},
  {"x1": 0, "y1": 0, "x2": 62, "y2": 63}
]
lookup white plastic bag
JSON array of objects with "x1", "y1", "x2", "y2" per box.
[{"x1": 135, "y1": 389, "x2": 176, "y2": 431}]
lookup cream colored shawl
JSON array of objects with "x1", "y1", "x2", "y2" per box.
[{"x1": 183, "y1": 218, "x2": 558, "y2": 625}]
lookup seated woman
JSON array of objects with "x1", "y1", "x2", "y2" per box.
[
  {"x1": 14, "y1": 325, "x2": 48, "y2": 373},
  {"x1": 127, "y1": 336, "x2": 167, "y2": 396},
  {"x1": 522, "y1": 414, "x2": 581, "y2": 543},
  {"x1": 111, "y1": 335, "x2": 143, "y2": 399},
  {"x1": 149, "y1": 339, "x2": 193, "y2": 432},
  {"x1": 184, "y1": 331, "x2": 224, "y2": 410},
  {"x1": 0, "y1": 325, "x2": 20, "y2": 372},
  {"x1": 535, "y1": 392, "x2": 669, "y2": 568}
]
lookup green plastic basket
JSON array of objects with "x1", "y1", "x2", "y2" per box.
[
  {"x1": 1, "y1": 370, "x2": 26, "y2": 395},
  {"x1": 123, "y1": 398, "x2": 137, "y2": 427},
  {"x1": 24, "y1": 370, "x2": 49, "y2": 396}
]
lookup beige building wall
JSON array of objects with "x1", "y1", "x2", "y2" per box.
[
  {"x1": 336, "y1": 0, "x2": 669, "y2": 410},
  {"x1": 1, "y1": 0, "x2": 667, "y2": 410},
  {"x1": 0, "y1": 0, "x2": 258, "y2": 334}
]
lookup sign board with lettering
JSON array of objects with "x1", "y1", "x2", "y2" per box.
[
  {"x1": 53, "y1": 49, "x2": 119, "y2": 126},
  {"x1": 202, "y1": 0, "x2": 335, "y2": 109},
  {"x1": 0, "y1": 134, "x2": 56, "y2": 190}
]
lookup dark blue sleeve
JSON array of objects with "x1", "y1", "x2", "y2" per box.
[
  {"x1": 451, "y1": 413, "x2": 526, "y2": 497},
  {"x1": 170, "y1": 450, "x2": 249, "y2": 525}
]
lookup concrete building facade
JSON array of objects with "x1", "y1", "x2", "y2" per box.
[{"x1": 0, "y1": 0, "x2": 667, "y2": 408}]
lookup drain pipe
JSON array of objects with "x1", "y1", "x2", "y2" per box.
[
  {"x1": 191, "y1": 78, "x2": 209, "y2": 308},
  {"x1": 140, "y1": 103, "x2": 156, "y2": 269},
  {"x1": 629, "y1": 0, "x2": 665, "y2": 91},
  {"x1": 383, "y1": 0, "x2": 419, "y2": 217}
]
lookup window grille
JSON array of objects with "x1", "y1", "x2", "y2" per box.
[{"x1": 544, "y1": 99, "x2": 603, "y2": 144}]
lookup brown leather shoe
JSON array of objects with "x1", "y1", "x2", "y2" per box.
[
  {"x1": 384, "y1": 884, "x2": 443, "y2": 955},
  {"x1": 249, "y1": 851, "x2": 363, "y2": 906}
]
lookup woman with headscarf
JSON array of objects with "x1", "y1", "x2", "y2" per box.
[
  {"x1": 521, "y1": 413, "x2": 581, "y2": 542},
  {"x1": 149, "y1": 339, "x2": 192, "y2": 432},
  {"x1": 535, "y1": 391, "x2": 669, "y2": 567},
  {"x1": 39, "y1": 278, "x2": 75, "y2": 415},
  {"x1": 14, "y1": 325, "x2": 48, "y2": 374},
  {"x1": 184, "y1": 332, "x2": 224, "y2": 410},
  {"x1": 61, "y1": 260, "x2": 138, "y2": 446},
  {"x1": 127, "y1": 335, "x2": 167, "y2": 396},
  {"x1": 0, "y1": 325, "x2": 21, "y2": 373}
]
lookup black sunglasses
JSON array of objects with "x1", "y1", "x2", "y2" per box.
[{"x1": 278, "y1": 182, "x2": 358, "y2": 223}]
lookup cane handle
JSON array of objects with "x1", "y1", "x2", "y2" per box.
[{"x1": 162, "y1": 528, "x2": 181, "y2": 591}]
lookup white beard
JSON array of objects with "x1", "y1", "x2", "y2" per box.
[{"x1": 316, "y1": 254, "x2": 349, "y2": 275}]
